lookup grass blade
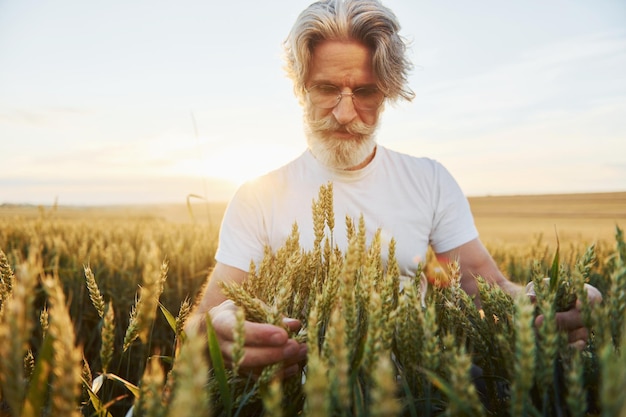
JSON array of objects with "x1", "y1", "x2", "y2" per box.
[
  {"x1": 549, "y1": 233, "x2": 561, "y2": 292},
  {"x1": 205, "y1": 312, "x2": 233, "y2": 416},
  {"x1": 158, "y1": 301, "x2": 177, "y2": 333},
  {"x1": 82, "y1": 377, "x2": 114, "y2": 417},
  {"x1": 104, "y1": 373, "x2": 140, "y2": 398}
]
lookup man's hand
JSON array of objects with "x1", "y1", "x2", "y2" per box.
[
  {"x1": 209, "y1": 300, "x2": 308, "y2": 379},
  {"x1": 527, "y1": 281, "x2": 603, "y2": 349},
  {"x1": 186, "y1": 262, "x2": 308, "y2": 379}
]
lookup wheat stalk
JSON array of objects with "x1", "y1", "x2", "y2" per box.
[
  {"x1": 564, "y1": 349, "x2": 586, "y2": 417},
  {"x1": 166, "y1": 329, "x2": 210, "y2": 416},
  {"x1": 124, "y1": 300, "x2": 139, "y2": 352},
  {"x1": 219, "y1": 280, "x2": 270, "y2": 323},
  {"x1": 137, "y1": 355, "x2": 166, "y2": 417},
  {"x1": 100, "y1": 301, "x2": 115, "y2": 373},
  {"x1": 43, "y1": 275, "x2": 83, "y2": 417},
  {"x1": 441, "y1": 333, "x2": 483, "y2": 417},
  {"x1": 0, "y1": 249, "x2": 14, "y2": 308},
  {"x1": 324, "y1": 303, "x2": 350, "y2": 413},
  {"x1": 0, "y1": 261, "x2": 38, "y2": 416},
  {"x1": 510, "y1": 295, "x2": 536, "y2": 416},
  {"x1": 84, "y1": 264, "x2": 105, "y2": 318},
  {"x1": 261, "y1": 377, "x2": 283, "y2": 417},
  {"x1": 123, "y1": 245, "x2": 168, "y2": 350},
  {"x1": 370, "y1": 353, "x2": 401, "y2": 417},
  {"x1": 174, "y1": 297, "x2": 192, "y2": 341},
  {"x1": 303, "y1": 353, "x2": 329, "y2": 417},
  {"x1": 231, "y1": 305, "x2": 246, "y2": 377}
]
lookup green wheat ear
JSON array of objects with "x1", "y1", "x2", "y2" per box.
[{"x1": 548, "y1": 234, "x2": 560, "y2": 293}]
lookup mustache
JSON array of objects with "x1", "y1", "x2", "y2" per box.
[{"x1": 306, "y1": 114, "x2": 375, "y2": 137}]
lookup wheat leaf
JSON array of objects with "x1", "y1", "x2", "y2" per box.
[
  {"x1": 104, "y1": 372, "x2": 140, "y2": 398},
  {"x1": 158, "y1": 301, "x2": 177, "y2": 333},
  {"x1": 81, "y1": 377, "x2": 114, "y2": 417},
  {"x1": 205, "y1": 311, "x2": 232, "y2": 415},
  {"x1": 549, "y1": 233, "x2": 561, "y2": 292}
]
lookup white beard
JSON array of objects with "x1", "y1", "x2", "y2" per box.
[{"x1": 304, "y1": 111, "x2": 378, "y2": 170}]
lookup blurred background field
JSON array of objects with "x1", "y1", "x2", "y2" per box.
[
  {"x1": 469, "y1": 192, "x2": 626, "y2": 246},
  {"x1": 3, "y1": 191, "x2": 623, "y2": 245}
]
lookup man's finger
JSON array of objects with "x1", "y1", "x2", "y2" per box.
[
  {"x1": 582, "y1": 283, "x2": 603, "y2": 305},
  {"x1": 234, "y1": 340, "x2": 306, "y2": 370},
  {"x1": 210, "y1": 301, "x2": 291, "y2": 346},
  {"x1": 553, "y1": 309, "x2": 585, "y2": 331},
  {"x1": 241, "y1": 361, "x2": 303, "y2": 381},
  {"x1": 243, "y1": 321, "x2": 291, "y2": 347},
  {"x1": 569, "y1": 340, "x2": 587, "y2": 351},
  {"x1": 282, "y1": 317, "x2": 303, "y2": 333},
  {"x1": 567, "y1": 327, "x2": 588, "y2": 344},
  {"x1": 535, "y1": 309, "x2": 583, "y2": 331}
]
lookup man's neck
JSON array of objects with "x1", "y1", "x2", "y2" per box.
[{"x1": 346, "y1": 146, "x2": 377, "y2": 171}]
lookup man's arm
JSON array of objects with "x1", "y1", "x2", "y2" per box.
[
  {"x1": 186, "y1": 262, "x2": 307, "y2": 377},
  {"x1": 189, "y1": 262, "x2": 248, "y2": 329},
  {"x1": 436, "y1": 238, "x2": 523, "y2": 301}
]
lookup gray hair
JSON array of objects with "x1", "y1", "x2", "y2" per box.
[{"x1": 284, "y1": 0, "x2": 415, "y2": 104}]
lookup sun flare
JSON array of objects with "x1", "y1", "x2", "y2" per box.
[{"x1": 196, "y1": 142, "x2": 300, "y2": 186}]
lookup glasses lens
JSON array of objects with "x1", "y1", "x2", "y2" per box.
[
  {"x1": 307, "y1": 85, "x2": 384, "y2": 110},
  {"x1": 308, "y1": 85, "x2": 341, "y2": 109},
  {"x1": 353, "y1": 87, "x2": 384, "y2": 110}
]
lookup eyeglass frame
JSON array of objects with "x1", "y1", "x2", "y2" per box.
[{"x1": 305, "y1": 84, "x2": 386, "y2": 111}]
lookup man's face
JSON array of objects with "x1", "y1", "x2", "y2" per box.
[{"x1": 304, "y1": 40, "x2": 382, "y2": 170}]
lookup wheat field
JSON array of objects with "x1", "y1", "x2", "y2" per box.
[
  {"x1": 4, "y1": 191, "x2": 623, "y2": 242},
  {"x1": 469, "y1": 192, "x2": 626, "y2": 244},
  {"x1": 0, "y1": 190, "x2": 624, "y2": 417}
]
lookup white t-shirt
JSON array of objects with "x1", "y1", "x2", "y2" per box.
[{"x1": 215, "y1": 145, "x2": 478, "y2": 278}]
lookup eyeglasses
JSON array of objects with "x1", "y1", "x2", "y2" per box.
[{"x1": 306, "y1": 84, "x2": 385, "y2": 111}]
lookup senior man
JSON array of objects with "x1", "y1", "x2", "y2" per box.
[{"x1": 187, "y1": 0, "x2": 601, "y2": 380}]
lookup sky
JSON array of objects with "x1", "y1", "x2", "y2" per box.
[{"x1": 1, "y1": 0, "x2": 625, "y2": 205}]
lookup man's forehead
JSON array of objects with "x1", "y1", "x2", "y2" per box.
[{"x1": 308, "y1": 40, "x2": 377, "y2": 86}]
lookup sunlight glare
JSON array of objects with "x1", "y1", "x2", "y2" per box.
[{"x1": 199, "y1": 142, "x2": 300, "y2": 186}]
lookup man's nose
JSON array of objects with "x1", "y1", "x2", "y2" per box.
[{"x1": 332, "y1": 92, "x2": 358, "y2": 125}]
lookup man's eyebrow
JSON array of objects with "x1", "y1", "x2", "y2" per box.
[
  {"x1": 354, "y1": 83, "x2": 379, "y2": 89},
  {"x1": 308, "y1": 79, "x2": 337, "y2": 86},
  {"x1": 309, "y1": 80, "x2": 379, "y2": 89}
]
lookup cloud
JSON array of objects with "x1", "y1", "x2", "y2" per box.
[
  {"x1": 0, "y1": 106, "x2": 87, "y2": 127},
  {"x1": 382, "y1": 35, "x2": 626, "y2": 198},
  {"x1": 405, "y1": 30, "x2": 626, "y2": 137}
]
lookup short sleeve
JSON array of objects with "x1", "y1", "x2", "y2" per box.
[
  {"x1": 429, "y1": 163, "x2": 479, "y2": 253},
  {"x1": 214, "y1": 183, "x2": 268, "y2": 272}
]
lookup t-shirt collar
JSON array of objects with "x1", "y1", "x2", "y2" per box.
[{"x1": 306, "y1": 145, "x2": 380, "y2": 182}]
